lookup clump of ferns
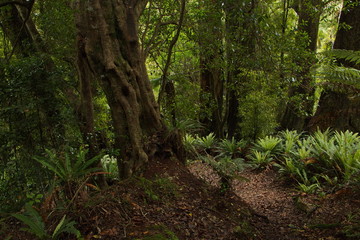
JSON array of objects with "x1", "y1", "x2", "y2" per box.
[
  {"x1": 248, "y1": 135, "x2": 283, "y2": 168},
  {"x1": 316, "y1": 49, "x2": 360, "y2": 93},
  {"x1": 216, "y1": 137, "x2": 247, "y2": 159}
]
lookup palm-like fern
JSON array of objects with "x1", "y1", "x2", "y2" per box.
[
  {"x1": 318, "y1": 65, "x2": 360, "y2": 90},
  {"x1": 317, "y1": 49, "x2": 360, "y2": 91},
  {"x1": 329, "y1": 49, "x2": 360, "y2": 65},
  {"x1": 34, "y1": 149, "x2": 102, "y2": 183},
  {"x1": 12, "y1": 203, "x2": 81, "y2": 240}
]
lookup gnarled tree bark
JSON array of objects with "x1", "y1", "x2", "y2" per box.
[{"x1": 75, "y1": 0, "x2": 183, "y2": 179}]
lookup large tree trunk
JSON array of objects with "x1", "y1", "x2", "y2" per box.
[
  {"x1": 280, "y1": 0, "x2": 322, "y2": 131},
  {"x1": 307, "y1": 1, "x2": 360, "y2": 132},
  {"x1": 75, "y1": 0, "x2": 183, "y2": 179}
]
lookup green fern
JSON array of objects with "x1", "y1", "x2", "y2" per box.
[
  {"x1": 253, "y1": 136, "x2": 282, "y2": 156},
  {"x1": 329, "y1": 49, "x2": 360, "y2": 65},
  {"x1": 319, "y1": 65, "x2": 360, "y2": 89},
  {"x1": 216, "y1": 137, "x2": 246, "y2": 158},
  {"x1": 34, "y1": 148, "x2": 103, "y2": 183},
  {"x1": 317, "y1": 49, "x2": 360, "y2": 90},
  {"x1": 12, "y1": 204, "x2": 81, "y2": 239},
  {"x1": 195, "y1": 133, "x2": 216, "y2": 150},
  {"x1": 12, "y1": 204, "x2": 47, "y2": 239},
  {"x1": 248, "y1": 150, "x2": 273, "y2": 168},
  {"x1": 279, "y1": 130, "x2": 302, "y2": 154},
  {"x1": 52, "y1": 215, "x2": 81, "y2": 239}
]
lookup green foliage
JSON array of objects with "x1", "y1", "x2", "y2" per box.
[
  {"x1": 317, "y1": 50, "x2": 360, "y2": 91},
  {"x1": 341, "y1": 212, "x2": 360, "y2": 238},
  {"x1": 253, "y1": 136, "x2": 282, "y2": 156},
  {"x1": 250, "y1": 129, "x2": 360, "y2": 193},
  {"x1": 0, "y1": 54, "x2": 79, "y2": 212},
  {"x1": 25, "y1": 193, "x2": 44, "y2": 206},
  {"x1": 239, "y1": 89, "x2": 279, "y2": 140},
  {"x1": 12, "y1": 204, "x2": 47, "y2": 239},
  {"x1": 248, "y1": 150, "x2": 273, "y2": 168},
  {"x1": 34, "y1": 148, "x2": 102, "y2": 184},
  {"x1": 329, "y1": 49, "x2": 360, "y2": 65},
  {"x1": 297, "y1": 183, "x2": 321, "y2": 194},
  {"x1": 275, "y1": 157, "x2": 301, "y2": 180},
  {"x1": 186, "y1": 133, "x2": 248, "y2": 190},
  {"x1": 216, "y1": 137, "x2": 247, "y2": 159},
  {"x1": 195, "y1": 133, "x2": 217, "y2": 151},
  {"x1": 35, "y1": 0, "x2": 76, "y2": 57},
  {"x1": 208, "y1": 156, "x2": 246, "y2": 179},
  {"x1": 172, "y1": 119, "x2": 203, "y2": 135},
  {"x1": 319, "y1": 65, "x2": 360, "y2": 90},
  {"x1": 183, "y1": 133, "x2": 197, "y2": 154},
  {"x1": 279, "y1": 130, "x2": 302, "y2": 154},
  {"x1": 51, "y1": 214, "x2": 81, "y2": 240},
  {"x1": 332, "y1": 131, "x2": 360, "y2": 181},
  {"x1": 200, "y1": 154, "x2": 247, "y2": 191},
  {"x1": 32, "y1": 148, "x2": 104, "y2": 200},
  {"x1": 12, "y1": 203, "x2": 81, "y2": 240}
]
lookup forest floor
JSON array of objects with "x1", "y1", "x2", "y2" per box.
[
  {"x1": 189, "y1": 161, "x2": 360, "y2": 240},
  {"x1": 3, "y1": 157, "x2": 360, "y2": 239}
]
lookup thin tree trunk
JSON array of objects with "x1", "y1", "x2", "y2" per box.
[
  {"x1": 280, "y1": 0, "x2": 322, "y2": 131},
  {"x1": 76, "y1": 35, "x2": 97, "y2": 156},
  {"x1": 196, "y1": 1, "x2": 224, "y2": 137},
  {"x1": 224, "y1": 0, "x2": 257, "y2": 138},
  {"x1": 157, "y1": 0, "x2": 186, "y2": 127}
]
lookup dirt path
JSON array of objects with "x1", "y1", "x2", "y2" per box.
[
  {"x1": 189, "y1": 161, "x2": 359, "y2": 240},
  {"x1": 233, "y1": 168, "x2": 312, "y2": 239}
]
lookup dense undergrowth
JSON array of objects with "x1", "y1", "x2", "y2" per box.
[
  {"x1": 2, "y1": 129, "x2": 360, "y2": 239},
  {"x1": 186, "y1": 129, "x2": 360, "y2": 194}
]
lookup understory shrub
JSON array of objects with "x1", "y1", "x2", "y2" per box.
[
  {"x1": 185, "y1": 133, "x2": 248, "y2": 190},
  {"x1": 34, "y1": 148, "x2": 104, "y2": 199},
  {"x1": 12, "y1": 203, "x2": 81, "y2": 240},
  {"x1": 250, "y1": 129, "x2": 360, "y2": 193}
]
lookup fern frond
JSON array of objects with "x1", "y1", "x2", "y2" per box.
[
  {"x1": 316, "y1": 64, "x2": 360, "y2": 92},
  {"x1": 328, "y1": 49, "x2": 360, "y2": 65}
]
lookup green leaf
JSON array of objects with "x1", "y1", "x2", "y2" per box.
[
  {"x1": 34, "y1": 155, "x2": 64, "y2": 180},
  {"x1": 51, "y1": 214, "x2": 81, "y2": 239},
  {"x1": 12, "y1": 204, "x2": 48, "y2": 239}
]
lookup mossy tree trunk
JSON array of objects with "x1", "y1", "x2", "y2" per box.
[{"x1": 75, "y1": 0, "x2": 183, "y2": 179}]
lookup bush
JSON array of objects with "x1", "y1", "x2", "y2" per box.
[
  {"x1": 12, "y1": 203, "x2": 81, "y2": 240},
  {"x1": 250, "y1": 129, "x2": 360, "y2": 193}
]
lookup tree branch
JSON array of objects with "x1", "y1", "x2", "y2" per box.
[
  {"x1": 158, "y1": 0, "x2": 186, "y2": 108},
  {"x1": 0, "y1": 1, "x2": 28, "y2": 8},
  {"x1": 5, "y1": 0, "x2": 35, "y2": 62}
]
